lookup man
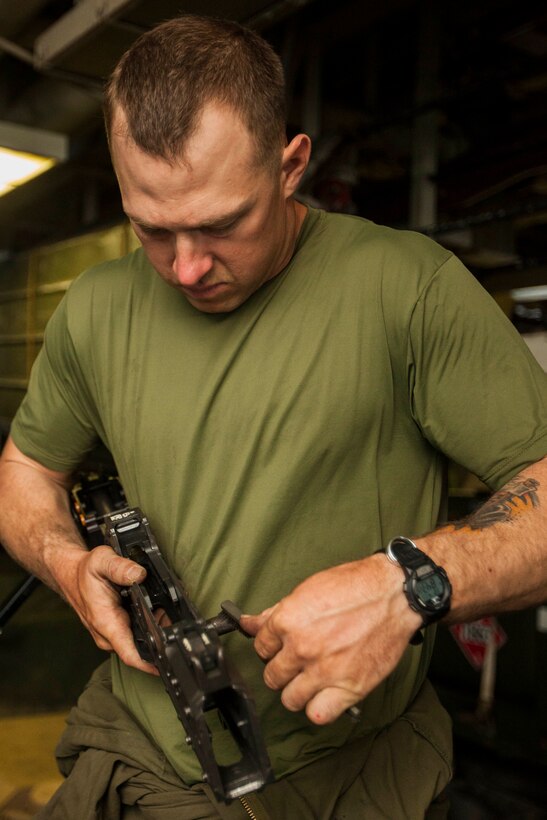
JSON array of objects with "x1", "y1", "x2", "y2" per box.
[{"x1": 0, "y1": 14, "x2": 546, "y2": 820}]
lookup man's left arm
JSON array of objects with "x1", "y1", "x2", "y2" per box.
[
  {"x1": 424, "y1": 453, "x2": 547, "y2": 621},
  {"x1": 242, "y1": 454, "x2": 547, "y2": 724}
]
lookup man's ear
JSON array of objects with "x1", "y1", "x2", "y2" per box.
[{"x1": 281, "y1": 133, "x2": 312, "y2": 198}]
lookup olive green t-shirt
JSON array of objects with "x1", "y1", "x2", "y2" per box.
[{"x1": 11, "y1": 208, "x2": 547, "y2": 783}]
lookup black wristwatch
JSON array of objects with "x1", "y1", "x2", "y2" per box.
[{"x1": 385, "y1": 536, "x2": 452, "y2": 645}]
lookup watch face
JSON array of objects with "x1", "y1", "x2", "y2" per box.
[{"x1": 414, "y1": 572, "x2": 448, "y2": 609}]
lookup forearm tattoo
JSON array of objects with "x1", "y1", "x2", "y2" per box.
[{"x1": 454, "y1": 477, "x2": 540, "y2": 531}]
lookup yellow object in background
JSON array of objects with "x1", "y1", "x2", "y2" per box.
[{"x1": 0, "y1": 711, "x2": 66, "y2": 818}]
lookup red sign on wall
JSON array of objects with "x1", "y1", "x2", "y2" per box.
[{"x1": 450, "y1": 617, "x2": 507, "y2": 670}]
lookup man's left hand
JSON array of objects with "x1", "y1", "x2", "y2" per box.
[{"x1": 240, "y1": 553, "x2": 422, "y2": 724}]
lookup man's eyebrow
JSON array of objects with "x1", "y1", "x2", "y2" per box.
[
  {"x1": 125, "y1": 215, "x2": 162, "y2": 230},
  {"x1": 198, "y1": 202, "x2": 254, "y2": 228},
  {"x1": 126, "y1": 201, "x2": 254, "y2": 232}
]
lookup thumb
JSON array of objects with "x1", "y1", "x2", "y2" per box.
[
  {"x1": 93, "y1": 546, "x2": 147, "y2": 586},
  {"x1": 240, "y1": 604, "x2": 277, "y2": 636},
  {"x1": 120, "y1": 560, "x2": 147, "y2": 585}
]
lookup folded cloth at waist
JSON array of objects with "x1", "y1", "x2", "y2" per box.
[{"x1": 36, "y1": 660, "x2": 452, "y2": 820}]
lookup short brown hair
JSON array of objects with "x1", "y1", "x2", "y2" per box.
[{"x1": 104, "y1": 15, "x2": 287, "y2": 167}]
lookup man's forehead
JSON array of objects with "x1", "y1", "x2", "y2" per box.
[
  {"x1": 111, "y1": 101, "x2": 276, "y2": 232},
  {"x1": 116, "y1": 144, "x2": 265, "y2": 232},
  {"x1": 125, "y1": 197, "x2": 256, "y2": 232}
]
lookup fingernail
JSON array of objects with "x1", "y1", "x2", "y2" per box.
[{"x1": 127, "y1": 567, "x2": 145, "y2": 583}]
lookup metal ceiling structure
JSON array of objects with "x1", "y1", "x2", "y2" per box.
[{"x1": 0, "y1": 0, "x2": 547, "y2": 294}]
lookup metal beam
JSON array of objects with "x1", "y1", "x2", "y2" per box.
[
  {"x1": 0, "y1": 121, "x2": 69, "y2": 160},
  {"x1": 34, "y1": 0, "x2": 138, "y2": 67}
]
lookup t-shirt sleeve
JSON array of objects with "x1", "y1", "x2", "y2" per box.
[
  {"x1": 10, "y1": 292, "x2": 100, "y2": 471},
  {"x1": 408, "y1": 254, "x2": 547, "y2": 490}
]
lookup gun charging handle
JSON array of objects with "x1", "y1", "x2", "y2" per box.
[{"x1": 207, "y1": 600, "x2": 251, "y2": 637}]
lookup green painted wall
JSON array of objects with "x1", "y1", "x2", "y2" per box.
[{"x1": 0, "y1": 223, "x2": 139, "y2": 424}]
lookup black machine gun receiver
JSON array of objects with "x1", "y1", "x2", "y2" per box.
[
  {"x1": 105, "y1": 507, "x2": 274, "y2": 803},
  {"x1": 0, "y1": 474, "x2": 273, "y2": 802}
]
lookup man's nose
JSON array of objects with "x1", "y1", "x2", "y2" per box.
[{"x1": 172, "y1": 233, "x2": 213, "y2": 286}]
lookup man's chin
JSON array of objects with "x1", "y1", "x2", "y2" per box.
[
  {"x1": 182, "y1": 285, "x2": 244, "y2": 314},
  {"x1": 189, "y1": 299, "x2": 238, "y2": 314}
]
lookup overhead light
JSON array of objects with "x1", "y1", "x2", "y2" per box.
[
  {"x1": 510, "y1": 285, "x2": 547, "y2": 302},
  {"x1": 0, "y1": 121, "x2": 69, "y2": 198},
  {"x1": 0, "y1": 147, "x2": 56, "y2": 196}
]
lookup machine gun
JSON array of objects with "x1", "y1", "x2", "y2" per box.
[
  {"x1": 1, "y1": 474, "x2": 273, "y2": 801},
  {"x1": 104, "y1": 506, "x2": 273, "y2": 802}
]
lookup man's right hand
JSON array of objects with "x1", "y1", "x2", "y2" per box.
[
  {"x1": 0, "y1": 436, "x2": 157, "y2": 675},
  {"x1": 56, "y1": 543, "x2": 158, "y2": 674}
]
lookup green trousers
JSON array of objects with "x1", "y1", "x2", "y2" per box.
[{"x1": 38, "y1": 662, "x2": 452, "y2": 820}]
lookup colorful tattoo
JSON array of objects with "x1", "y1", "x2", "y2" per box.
[{"x1": 454, "y1": 477, "x2": 540, "y2": 531}]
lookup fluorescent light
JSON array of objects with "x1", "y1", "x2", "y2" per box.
[
  {"x1": 0, "y1": 121, "x2": 68, "y2": 197},
  {"x1": 0, "y1": 146, "x2": 56, "y2": 196}
]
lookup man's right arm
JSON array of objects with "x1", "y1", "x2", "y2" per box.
[{"x1": 0, "y1": 436, "x2": 156, "y2": 673}]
